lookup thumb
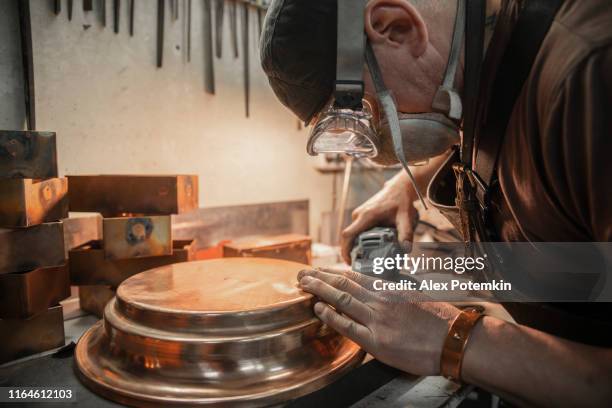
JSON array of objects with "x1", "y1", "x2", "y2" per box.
[{"x1": 396, "y1": 208, "x2": 416, "y2": 252}]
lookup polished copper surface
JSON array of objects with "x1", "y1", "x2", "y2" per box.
[{"x1": 75, "y1": 258, "x2": 364, "y2": 407}]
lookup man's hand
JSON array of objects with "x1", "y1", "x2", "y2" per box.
[
  {"x1": 340, "y1": 171, "x2": 418, "y2": 264},
  {"x1": 298, "y1": 268, "x2": 461, "y2": 376}
]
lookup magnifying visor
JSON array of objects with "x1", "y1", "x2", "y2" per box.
[{"x1": 307, "y1": 99, "x2": 379, "y2": 158}]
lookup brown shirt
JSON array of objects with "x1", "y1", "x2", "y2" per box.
[
  {"x1": 474, "y1": 0, "x2": 612, "y2": 346},
  {"x1": 479, "y1": 0, "x2": 612, "y2": 243}
]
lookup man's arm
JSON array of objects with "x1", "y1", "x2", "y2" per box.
[
  {"x1": 463, "y1": 317, "x2": 612, "y2": 407},
  {"x1": 340, "y1": 151, "x2": 451, "y2": 263},
  {"x1": 297, "y1": 268, "x2": 612, "y2": 408}
]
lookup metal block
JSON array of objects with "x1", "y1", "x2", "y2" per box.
[
  {"x1": 0, "y1": 178, "x2": 68, "y2": 227},
  {"x1": 0, "y1": 131, "x2": 58, "y2": 179},
  {"x1": 103, "y1": 216, "x2": 172, "y2": 260},
  {"x1": 0, "y1": 264, "x2": 70, "y2": 319},
  {"x1": 63, "y1": 213, "x2": 103, "y2": 253},
  {"x1": 0, "y1": 222, "x2": 66, "y2": 275},
  {"x1": 78, "y1": 285, "x2": 115, "y2": 318},
  {"x1": 67, "y1": 175, "x2": 198, "y2": 217},
  {"x1": 223, "y1": 234, "x2": 312, "y2": 265},
  {"x1": 0, "y1": 305, "x2": 65, "y2": 364},
  {"x1": 69, "y1": 239, "x2": 196, "y2": 287}
]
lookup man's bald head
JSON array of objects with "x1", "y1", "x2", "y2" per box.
[{"x1": 260, "y1": 0, "x2": 457, "y2": 122}]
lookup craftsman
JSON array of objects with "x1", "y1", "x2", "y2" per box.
[{"x1": 260, "y1": 0, "x2": 612, "y2": 406}]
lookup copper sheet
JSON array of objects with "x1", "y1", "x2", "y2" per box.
[
  {"x1": 103, "y1": 216, "x2": 172, "y2": 260},
  {"x1": 67, "y1": 175, "x2": 198, "y2": 217},
  {"x1": 223, "y1": 233, "x2": 312, "y2": 265},
  {"x1": 69, "y1": 239, "x2": 195, "y2": 287},
  {"x1": 75, "y1": 258, "x2": 364, "y2": 407},
  {"x1": 0, "y1": 264, "x2": 70, "y2": 319},
  {"x1": 0, "y1": 305, "x2": 65, "y2": 364},
  {"x1": 0, "y1": 222, "x2": 65, "y2": 274},
  {"x1": 0, "y1": 131, "x2": 58, "y2": 179},
  {"x1": 0, "y1": 178, "x2": 68, "y2": 227},
  {"x1": 63, "y1": 213, "x2": 103, "y2": 253}
]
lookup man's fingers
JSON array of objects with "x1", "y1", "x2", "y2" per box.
[
  {"x1": 395, "y1": 209, "x2": 415, "y2": 252},
  {"x1": 299, "y1": 274, "x2": 373, "y2": 325},
  {"x1": 313, "y1": 302, "x2": 372, "y2": 347},
  {"x1": 299, "y1": 268, "x2": 378, "y2": 292},
  {"x1": 340, "y1": 213, "x2": 379, "y2": 264}
]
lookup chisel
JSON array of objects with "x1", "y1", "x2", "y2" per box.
[
  {"x1": 17, "y1": 0, "x2": 36, "y2": 130},
  {"x1": 53, "y1": 0, "x2": 61, "y2": 15},
  {"x1": 203, "y1": 0, "x2": 215, "y2": 94},
  {"x1": 257, "y1": 8, "x2": 262, "y2": 39},
  {"x1": 229, "y1": 0, "x2": 238, "y2": 58},
  {"x1": 68, "y1": 0, "x2": 73, "y2": 20},
  {"x1": 156, "y1": 0, "x2": 164, "y2": 68},
  {"x1": 241, "y1": 2, "x2": 249, "y2": 117},
  {"x1": 171, "y1": 0, "x2": 178, "y2": 21},
  {"x1": 129, "y1": 0, "x2": 134, "y2": 36},
  {"x1": 183, "y1": 0, "x2": 192, "y2": 62},
  {"x1": 83, "y1": 0, "x2": 93, "y2": 12},
  {"x1": 113, "y1": 0, "x2": 120, "y2": 33},
  {"x1": 100, "y1": 0, "x2": 107, "y2": 27},
  {"x1": 214, "y1": 0, "x2": 224, "y2": 59}
]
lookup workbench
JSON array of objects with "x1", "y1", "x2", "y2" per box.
[{"x1": 0, "y1": 300, "x2": 470, "y2": 408}]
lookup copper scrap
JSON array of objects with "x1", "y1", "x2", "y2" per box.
[
  {"x1": 0, "y1": 222, "x2": 65, "y2": 274},
  {"x1": 67, "y1": 175, "x2": 198, "y2": 217},
  {"x1": 79, "y1": 285, "x2": 115, "y2": 318},
  {"x1": 223, "y1": 233, "x2": 312, "y2": 265},
  {"x1": 102, "y1": 215, "x2": 172, "y2": 260},
  {"x1": 69, "y1": 239, "x2": 195, "y2": 287},
  {"x1": 0, "y1": 178, "x2": 68, "y2": 228},
  {"x1": 0, "y1": 264, "x2": 70, "y2": 319},
  {"x1": 0, "y1": 305, "x2": 65, "y2": 364}
]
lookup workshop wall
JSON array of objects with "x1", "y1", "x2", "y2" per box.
[{"x1": 0, "y1": 1, "x2": 334, "y2": 236}]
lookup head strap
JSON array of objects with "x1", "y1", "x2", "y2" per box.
[
  {"x1": 335, "y1": 0, "x2": 367, "y2": 110},
  {"x1": 432, "y1": 0, "x2": 466, "y2": 120}
]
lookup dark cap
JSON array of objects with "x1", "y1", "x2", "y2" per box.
[{"x1": 260, "y1": 0, "x2": 337, "y2": 123}]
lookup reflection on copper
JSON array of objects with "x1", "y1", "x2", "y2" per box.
[{"x1": 76, "y1": 258, "x2": 364, "y2": 406}]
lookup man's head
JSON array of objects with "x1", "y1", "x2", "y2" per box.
[{"x1": 261, "y1": 0, "x2": 460, "y2": 127}]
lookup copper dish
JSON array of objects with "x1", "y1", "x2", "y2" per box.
[{"x1": 75, "y1": 258, "x2": 364, "y2": 407}]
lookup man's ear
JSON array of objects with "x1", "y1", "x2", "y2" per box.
[{"x1": 365, "y1": 0, "x2": 428, "y2": 58}]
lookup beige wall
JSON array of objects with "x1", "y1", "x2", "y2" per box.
[{"x1": 14, "y1": 1, "x2": 334, "y2": 236}]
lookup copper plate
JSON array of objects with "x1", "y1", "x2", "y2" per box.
[{"x1": 75, "y1": 258, "x2": 364, "y2": 407}]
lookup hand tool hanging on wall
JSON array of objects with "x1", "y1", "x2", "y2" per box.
[
  {"x1": 170, "y1": 0, "x2": 178, "y2": 21},
  {"x1": 183, "y1": 0, "x2": 192, "y2": 62},
  {"x1": 241, "y1": 1, "x2": 250, "y2": 117},
  {"x1": 83, "y1": 0, "x2": 94, "y2": 12},
  {"x1": 17, "y1": 0, "x2": 36, "y2": 130},
  {"x1": 100, "y1": 0, "x2": 107, "y2": 27},
  {"x1": 129, "y1": 0, "x2": 134, "y2": 36},
  {"x1": 214, "y1": 0, "x2": 224, "y2": 59},
  {"x1": 53, "y1": 0, "x2": 61, "y2": 15},
  {"x1": 113, "y1": 0, "x2": 120, "y2": 33},
  {"x1": 203, "y1": 0, "x2": 215, "y2": 94},
  {"x1": 68, "y1": 0, "x2": 73, "y2": 20},
  {"x1": 156, "y1": 0, "x2": 164, "y2": 67},
  {"x1": 229, "y1": 0, "x2": 238, "y2": 58}
]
